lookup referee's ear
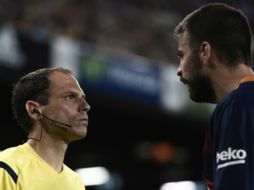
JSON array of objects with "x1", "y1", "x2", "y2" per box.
[{"x1": 26, "y1": 100, "x2": 41, "y2": 120}]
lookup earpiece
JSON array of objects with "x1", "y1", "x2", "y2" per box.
[{"x1": 32, "y1": 108, "x2": 72, "y2": 128}]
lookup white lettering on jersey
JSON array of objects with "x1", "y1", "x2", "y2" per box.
[{"x1": 216, "y1": 147, "x2": 246, "y2": 170}]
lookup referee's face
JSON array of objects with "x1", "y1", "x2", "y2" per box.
[
  {"x1": 41, "y1": 71, "x2": 90, "y2": 142},
  {"x1": 177, "y1": 32, "x2": 216, "y2": 103}
]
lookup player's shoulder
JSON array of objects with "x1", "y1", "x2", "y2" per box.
[
  {"x1": 213, "y1": 89, "x2": 247, "y2": 119},
  {"x1": 218, "y1": 85, "x2": 252, "y2": 108}
]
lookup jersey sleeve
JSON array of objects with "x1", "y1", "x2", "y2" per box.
[
  {"x1": 212, "y1": 99, "x2": 251, "y2": 190},
  {"x1": 0, "y1": 161, "x2": 17, "y2": 189}
]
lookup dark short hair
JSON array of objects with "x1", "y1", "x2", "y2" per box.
[
  {"x1": 174, "y1": 3, "x2": 253, "y2": 67},
  {"x1": 12, "y1": 67, "x2": 73, "y2": 133}
]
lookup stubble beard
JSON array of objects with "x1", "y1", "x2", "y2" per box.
[
  {"x1": 187, "y1": 56, "x2": 216, "y2": 104},
  {"x1": 188, "y1": 73, "x2": 216, "y2": 103}
]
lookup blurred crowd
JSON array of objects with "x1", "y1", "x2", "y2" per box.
[{"x1": 1, "y1": 0, "x2": 254, "y2": 64}]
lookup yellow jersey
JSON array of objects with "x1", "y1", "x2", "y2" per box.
[{"x1": 0, "y1": 143, "x2": 85, "y2": 190}]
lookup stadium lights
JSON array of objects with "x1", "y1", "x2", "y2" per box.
[
  {"x1": 160, "y1": 181, "x2": 197, "y2": 190},
  {"x1": 75, "y1": 166, "x2": 110, "y2": 186}
]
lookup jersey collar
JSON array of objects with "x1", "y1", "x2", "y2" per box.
[{"x1": 240, "y1": 75, "x2": 254, "y2": 84}]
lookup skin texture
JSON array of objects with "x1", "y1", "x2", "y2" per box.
[
  {"x1": 176, "y1": 31, "x2": 254, "y2": 104},
  {"x1": 176, "y1": 31, "x2": 216, "y2": 103},
  {"x1": 26, "y1": 71, "x2": 90, "y2": 172},
  {"x1": 174, "y1": 4, "x2": 254, "y2": 189}
]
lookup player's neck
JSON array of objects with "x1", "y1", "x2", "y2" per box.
[{"x1": 212, "y1": 64, "x2": 254, "y2": 102}]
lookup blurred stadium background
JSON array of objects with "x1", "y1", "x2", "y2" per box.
[{"x1": 0, "y1": 0, "x2": 253, "y2": 190}]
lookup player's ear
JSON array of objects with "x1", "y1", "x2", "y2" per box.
[{"x1": 199, "y1": 41, "x2": 211, "y2": 65}]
